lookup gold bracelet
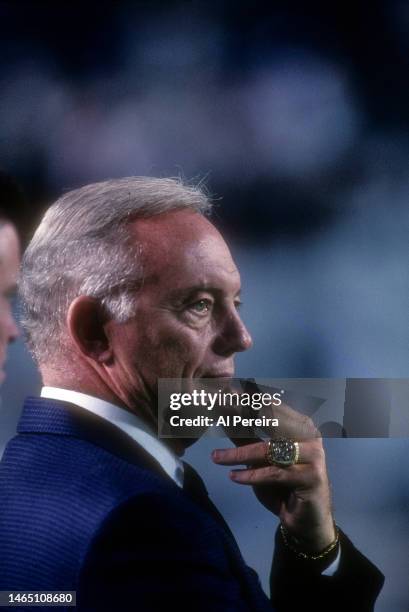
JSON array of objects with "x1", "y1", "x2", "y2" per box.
[{"x1": 280, "y1": 523, "x2": 339, "y2": 561}]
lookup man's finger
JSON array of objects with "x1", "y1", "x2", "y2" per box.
[
  {"x1": 229, "y1": 464, "x2": 315, "y2": 487},
  {"x1": 212, "y1": 439, "x2": 321, "y2": 467},
  {"x1": 268, "y1": 402, "x2": 320, "y2": 440}
]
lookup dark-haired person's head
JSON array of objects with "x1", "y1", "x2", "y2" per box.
[
  {"x1": 0, "y1": 172, "x2": 25, "y2": 383},
  {"x1": 0, "y1": 218, "x2": 20, "y2": 384}
]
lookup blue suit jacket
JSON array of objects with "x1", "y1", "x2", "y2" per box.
[{"x1": 0, "y1": 397, "x2": 383, "y2": 611}]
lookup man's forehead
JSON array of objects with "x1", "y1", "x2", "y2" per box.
[
  {"x1": 131, "y1": 208, "x2": 218, "y2": 240},
  {"x1": 130, "y1": 210, "x2": 228, "y2": 258},
  {"x1": 129, "y1": 210, "x2": 240, "y2": 289}
]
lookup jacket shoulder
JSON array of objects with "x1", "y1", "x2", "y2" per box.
[{"x1": 0, "y1": 432, "x2": 177, "y2": 590}]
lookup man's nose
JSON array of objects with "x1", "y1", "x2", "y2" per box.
[{"x1": 213, "y1": 310, "x2": 253, "y2": 357}]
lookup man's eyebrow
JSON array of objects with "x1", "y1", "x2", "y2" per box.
[{"x1": 168, "y1": 285, "x2": 241, "y2": 300}]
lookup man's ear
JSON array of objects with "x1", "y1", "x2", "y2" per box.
[{"x1": 67, "y1": 296, "x2": 112, "y2": 364}]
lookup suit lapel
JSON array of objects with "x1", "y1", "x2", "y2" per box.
[{"x1": 18, "y1": 396, "x2": 171, "y2": 481}]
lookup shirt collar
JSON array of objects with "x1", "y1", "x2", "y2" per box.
[{"x1": 41, "y1": 386, "x2": 184, "y2": 487}]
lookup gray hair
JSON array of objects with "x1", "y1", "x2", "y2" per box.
[{"x1": 20, "y1": 176, "x2": 212, "y2": 365}]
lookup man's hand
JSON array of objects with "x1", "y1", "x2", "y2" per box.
[{"x1": 211, "y1": 411, "x2": 336, "y2": 553}]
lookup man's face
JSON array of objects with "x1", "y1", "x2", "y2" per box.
[
  {"x1": 107, "y1": 209, "x2": 252, "y2": 406},
  {"x1": 0, "y1": 223, "x2": 20, "y2": 384}
]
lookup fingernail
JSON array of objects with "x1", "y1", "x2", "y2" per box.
[
  {"x1": 230, "y1": 471, "x2": 237, "y2": 480},
  {"x1": 211, "y1": 450, "x2": 219, "y2": 462}
]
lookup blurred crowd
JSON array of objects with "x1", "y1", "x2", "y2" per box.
[{"x1": 3, "y1": 2, "x2": 405, "y2": 376}]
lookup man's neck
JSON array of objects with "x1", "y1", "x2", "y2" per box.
[{"x1": 41, "y1": 367, "x2": 193, "y2": 457}]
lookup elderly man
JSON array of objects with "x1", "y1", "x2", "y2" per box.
[{"x1": 0, "y1": 178, "x2": 383, "y2": 611}]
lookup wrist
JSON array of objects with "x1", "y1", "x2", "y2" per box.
[
  {"x1": 294, "y1": 520, "x2": 336, "y2": 553},
  {"x1": 280, "y1": 521, "x2": 339, "y2": 561}
]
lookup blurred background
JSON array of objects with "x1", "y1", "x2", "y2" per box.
[{"x1": 0, "y1": 1, "x2": 408, "y2": 609}]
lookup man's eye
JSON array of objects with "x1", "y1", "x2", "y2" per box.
[{"x1": 189, "y1": 299, "x2": 212, "y2": 314}]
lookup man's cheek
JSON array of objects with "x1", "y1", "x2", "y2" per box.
[
  {"x1": 164, "y1": 335, "x2": 206, "y2": 371},
  {"x1": 160, "y1": 336, "x2": 195, "y2": 364}
]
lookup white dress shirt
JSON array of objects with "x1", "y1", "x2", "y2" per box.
[
  {"x1": 41, "y1": 386, "x2": 184, "y2": 487},
  {"x1": 40, "y1": 386, "x2": 339, "y2": 575}
]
